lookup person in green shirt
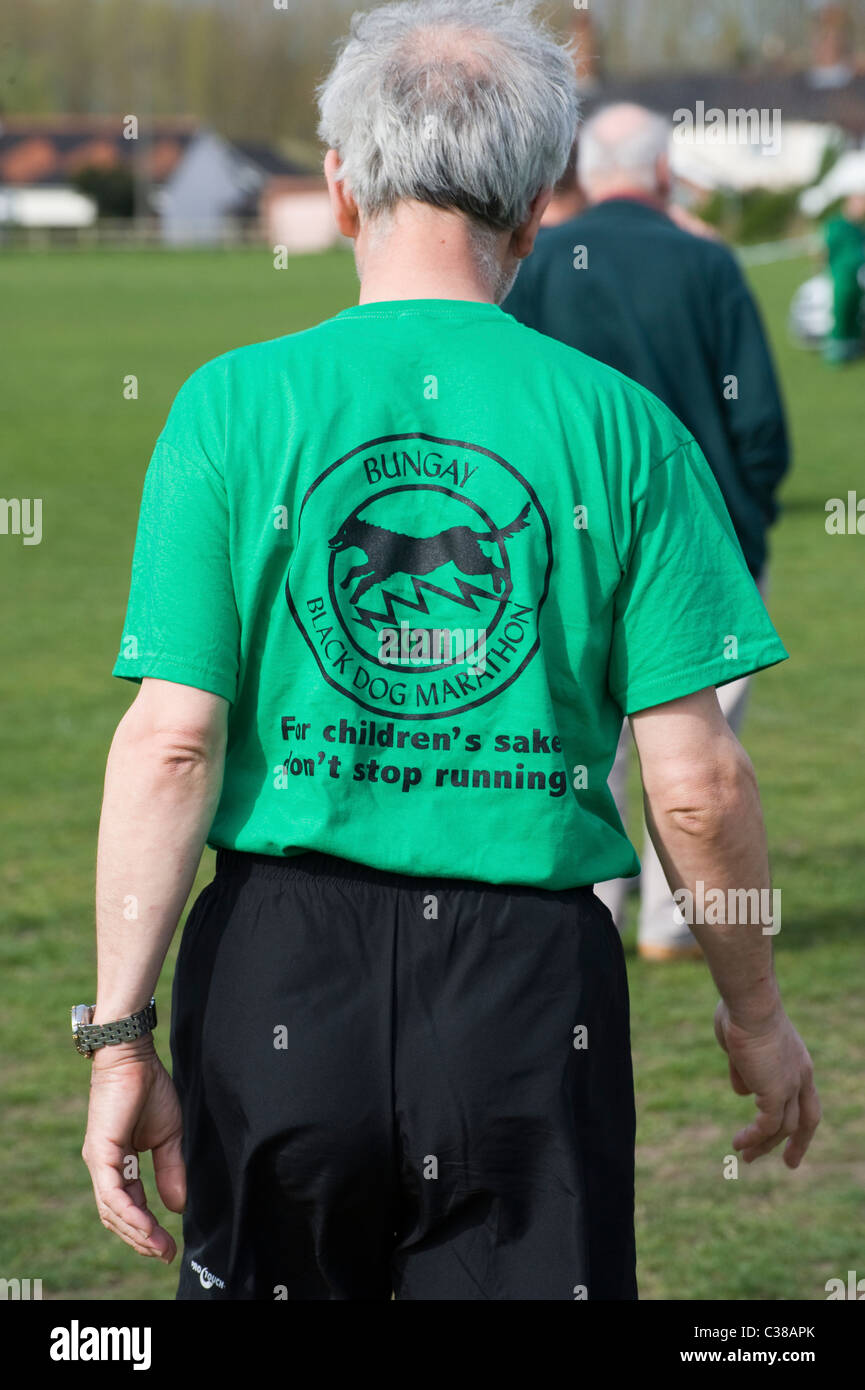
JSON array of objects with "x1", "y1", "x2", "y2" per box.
[
  {"x1": 823, "y1": 194, "x2": 865, "y2": 365},
  {"x1": 80, "y1": 0, "x2": 819, "y2": 1302}
]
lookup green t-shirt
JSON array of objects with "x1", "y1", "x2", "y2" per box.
[
  {"x1": 825, "y1": 215, "x2": 865, "y2": 270},
  {"x1": 113, "y1": 299, "x2": 788, "y2": 889}
]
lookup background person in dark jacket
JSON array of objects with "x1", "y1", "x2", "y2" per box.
[{"x1": 506, "y1": 102, "x2": 791, "y2": 960}]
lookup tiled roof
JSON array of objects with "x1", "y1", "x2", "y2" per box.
[
  {"x1": 0, "y1": 119, "x2": 197, "y2": 186},
  {"x1": 0, "y1": 119, "x2": 312, "y2": 187}
]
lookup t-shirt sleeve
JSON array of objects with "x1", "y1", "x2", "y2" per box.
[
  {"x1": 608, "y1": 438, "x2": 788, "y2": 715},
  {"x1": 112, "y1": 436, "x2": 240, "y2": 704}
]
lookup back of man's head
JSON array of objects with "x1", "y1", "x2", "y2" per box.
[
  {"x1": 317, "y1": 0, "x2": 579, "y2": 235},
  {"x1": 577, "y1": 103, "x2": 671, "y2": 205}
]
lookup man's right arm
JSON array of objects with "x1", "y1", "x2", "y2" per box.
[{"x1": 630, "y1": 687, "x2": 820, "y2": 1168}]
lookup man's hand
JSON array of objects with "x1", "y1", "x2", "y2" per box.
[
  {"x1": 714, "y1": 1001, "x2": 821, "y2": 1168},
  {"x1": 82, "y1": 1043, "x2": 186, "y2": 1261}
]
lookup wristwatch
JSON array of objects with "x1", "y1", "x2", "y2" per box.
[{"x1": 71, "y1": 998, "x2": 157, "y2": 1057}]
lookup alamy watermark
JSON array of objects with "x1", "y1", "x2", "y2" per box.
[
  {"x1": 0, "y1": 497, "x2": 42, "y2": 545},
  {"x1": 0, "y1": 1276, "x2": 42, "y2": 1299},
  {"x1": 673, "y1": 881, "x2": 781, "y2": 935},
  {"x1": 378, "y1": 622, "x2": 487, "y2": 674},
  {"x1": 49, "y1": 1321, "x2": 151, "y2": 1369},
  {"x1": 825, "y1": 492, "x2": 865, "y2": 535},
  {"x1": 673, "y1": 102, "x2": 783, "y2": 156}
]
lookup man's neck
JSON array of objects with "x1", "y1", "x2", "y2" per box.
[
  {"x1": 358, "y1": 269, "x2": 492, "y2": 305},
  {"x1": 356, "y1": 203, "x2": 501, "y2": 306}
]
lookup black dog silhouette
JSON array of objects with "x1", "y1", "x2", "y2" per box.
[{"x1": 329, "y1": 504, "x2": 531, "y2": 605}]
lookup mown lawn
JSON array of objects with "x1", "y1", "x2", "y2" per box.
[{"x1": 0, "y1": 246, "x2": 862, "y2": 1300}]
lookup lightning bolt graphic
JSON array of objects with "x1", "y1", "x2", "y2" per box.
[{"x1": 351, "y1": 573, "x2": 510, "y2": 630}]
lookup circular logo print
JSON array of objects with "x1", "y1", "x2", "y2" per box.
[{"x1": 286, "y1": 433, "x2": 552, "y2": 720}]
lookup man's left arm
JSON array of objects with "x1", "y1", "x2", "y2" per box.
[{"x1": 81, "y1": 677, "x2": 227, "y2": 1262}]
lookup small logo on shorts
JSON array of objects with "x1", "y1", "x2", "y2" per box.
[{"x1": 190, "y1": 1258, "x2": 225, "y2": 1291}]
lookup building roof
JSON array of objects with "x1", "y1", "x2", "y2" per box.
[
  {"x1": 231, "y1": 141, "x2": 310, "y2": 178},
  {"x1": 0, "y1": 118, "x2": 312, "y2": 187}
]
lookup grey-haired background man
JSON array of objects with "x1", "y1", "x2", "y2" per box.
[
  {"x1": 81, "y1": 2, "x2": 817, "y2": 1302},
  {"x1": 506, "y1": 102, "x2": 790, "y2": 960}
]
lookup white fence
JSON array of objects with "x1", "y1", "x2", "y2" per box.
[{"x1": 0, "y1": 220, "x2": 824, "y2": 263}]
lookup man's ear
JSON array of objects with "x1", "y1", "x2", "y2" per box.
[
  {"x1": 324, "y1": 149, "x2": 360, "y2": 240},
  {"x1": 510, "y1": 187, "x2": 553, "y2": 261}
]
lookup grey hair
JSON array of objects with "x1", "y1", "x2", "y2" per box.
[
  {"x1": 578, "y1": 104, "x2": 671, "y2": 192},
  {"x1": 317, "y1": 0, "x2": 580, "y2": 232}
]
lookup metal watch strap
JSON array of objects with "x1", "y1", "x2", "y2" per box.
[{"x1": 71, "y1": 998, "x2": 157, "y2": 1056}]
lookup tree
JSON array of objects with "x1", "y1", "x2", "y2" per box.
[{"x1": 71, "y1": 164, "x2": 135, "y2": 218}]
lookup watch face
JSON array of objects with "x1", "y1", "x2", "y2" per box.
[{"x1": 71, "y1": 1004, "x2": 94, "y2": 1054}]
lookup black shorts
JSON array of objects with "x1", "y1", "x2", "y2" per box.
[{"x1": 170, "y1": 849, "x2": 637, "y2": 1301}]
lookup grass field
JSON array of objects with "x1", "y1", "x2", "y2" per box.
[{"x1": 1, "y1": 246, "x2": 862, "y2": 1301}]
